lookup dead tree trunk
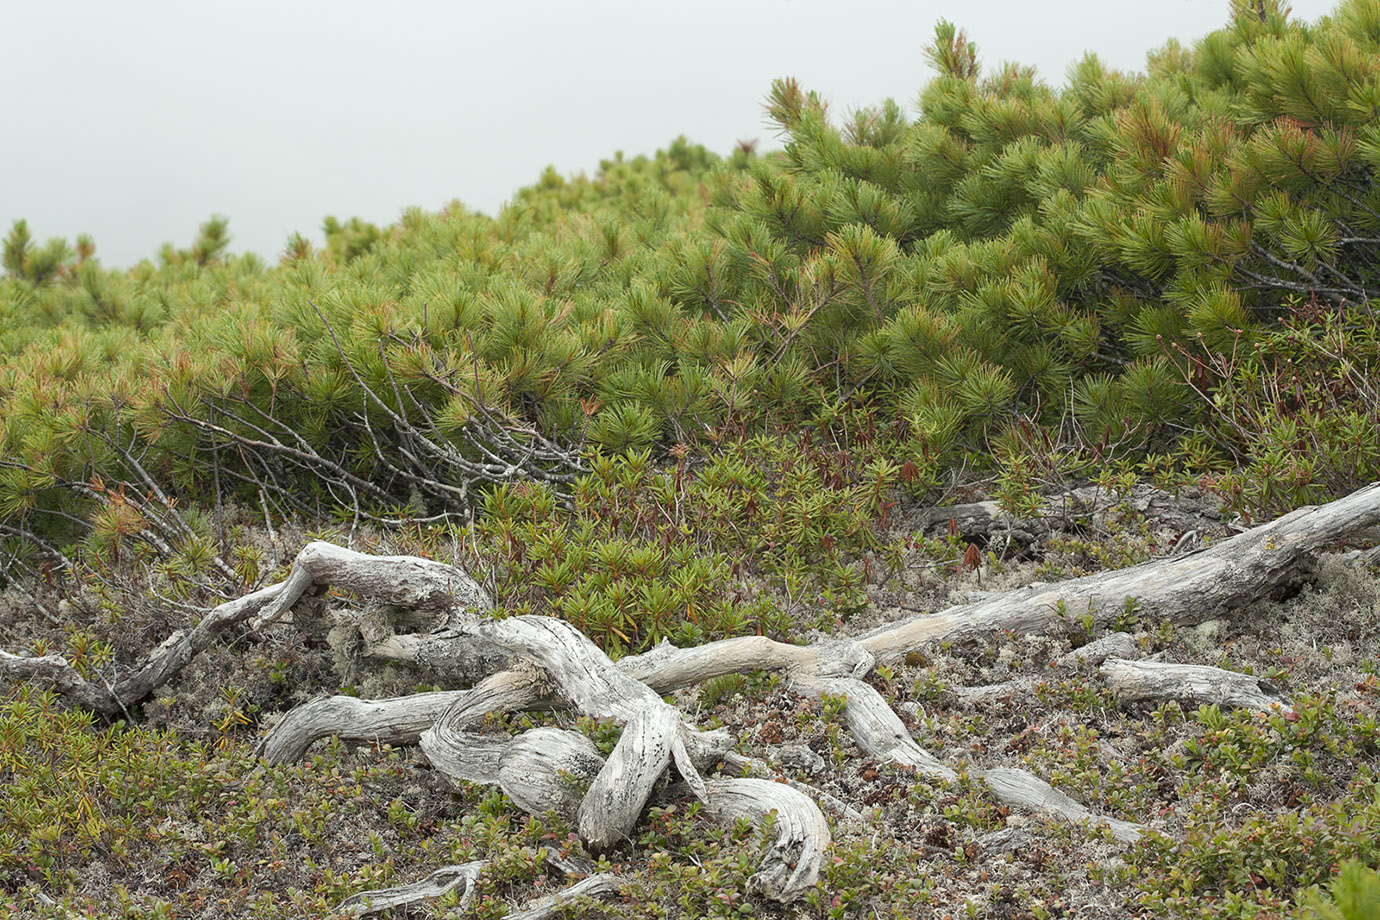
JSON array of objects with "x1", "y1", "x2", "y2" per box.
[{"x1": 862, "y1": 480, "x2": 1380, "y2": 659}]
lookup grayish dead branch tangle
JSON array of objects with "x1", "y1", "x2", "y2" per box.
[{"x1": 6, "y1": 482, "x2": 1380, "y2": 906}]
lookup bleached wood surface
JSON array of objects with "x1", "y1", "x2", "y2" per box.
[
  {"x1": 505, "y1": 874, "x2": 629, "y2": 920},
  {"x1": 1100, "y1": 658, "x2": 1294, "y2": 713},
  {"x1": 704, "y1": 778, "x2": 831, "y2": 900},
  {"x1": 257, "y1": 689, "x2": 470, "y2": 763},
  {"x1": 336, "y1": 860, "x2": 485, "y2": 915},
  {"x1": 982, "y1": 768, "x2": 1143, "y2": 843},
  {"x1": 862, "y1": 482, "x2": 1380, "y2": 660}
]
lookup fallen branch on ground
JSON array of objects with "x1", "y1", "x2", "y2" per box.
[{"x1": 1100, "y1": 658, "x2": 1295, "y2": 714}]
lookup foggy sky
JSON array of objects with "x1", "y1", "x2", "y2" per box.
[{"x1": 1, "y1": 0, "x2": 1341, "y2": 268}]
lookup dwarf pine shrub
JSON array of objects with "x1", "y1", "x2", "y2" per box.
[{"x1": 2, "y1": 1, "x2": 1380, "y2": 563}]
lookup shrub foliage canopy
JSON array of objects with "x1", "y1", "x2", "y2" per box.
[{"x1": 5, "y1": 0, "x2": 1380, "y2": 549}]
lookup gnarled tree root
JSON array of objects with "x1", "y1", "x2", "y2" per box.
[
  {"x1": 704, "y1": 778, "x2": 831, "y2": 899},
  {"x1": 337, "y1": 861, "x2": 485, "y2": 916},
  {"x1": 335, "y1": 848, "x2": 625, "y2": 917},
  {"x1": 9, "y1": 483, "x2": 1380, "y2": 905},
  {"x1": 0, "y1": 541, "x2": 498, "y2": 718},
  {"x1": 408, "y1": 619, "x2": 828, "y2": 900},
  {"x1": 981, "y1": 769, "x2": 1143, "y2": 844},
  {"x1": 506, "y1": 873, "x2": 629, "y2": 920}
]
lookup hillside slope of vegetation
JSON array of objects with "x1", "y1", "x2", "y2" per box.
[{"x1": 3, "y1": 1, "x2": 1380, "y2": 917}]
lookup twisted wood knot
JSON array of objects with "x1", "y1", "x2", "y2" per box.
[{"x1": 812, "y1": 639, "x2": 874, "y2": 680}]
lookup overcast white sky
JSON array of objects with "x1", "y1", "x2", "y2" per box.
[{"x1": 1, "y1": 1, "x2": 1341, "y2": 267}]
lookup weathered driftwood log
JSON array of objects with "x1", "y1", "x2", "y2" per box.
[
  {"x1": 265, "y1": 619, "x2": 1135, "y2": 846},
  {"x1": 862, "y1": 481, "x2": 1380, "y2": 660},
  {"x1": 452, "y1": 616, "x2": 734, "y2": 848},
  {"x1": 256, "y1": 689, "x2": 471, "y2": 763},
  {"x1": 335, "y1": 849, "x2": 626, "y2": 918},
  {"x1": 404, "y1": 619, "x2": 831, "y2": 902},
  {"x1": 336, "y1": 860, "x2": 486, "y2": 916},
  {"x1": 439, "y1": 621, "x2": 1133, "y2": 843},
  {"x1": 505, "y1": 874, "x2": 629, "y2": 920},
  {"x1": 982, "y1": 769, "x2": 1142, "y2": 843},
  {"x1": 252, "y1": 541, "x2": 492, "y2": 629},
  {"x1": 703, "y1": 778, "x2": 831, "y2": 899},
  {"x1": 1100, "y1": 658, "x2": 1294, "y2": 714}
]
